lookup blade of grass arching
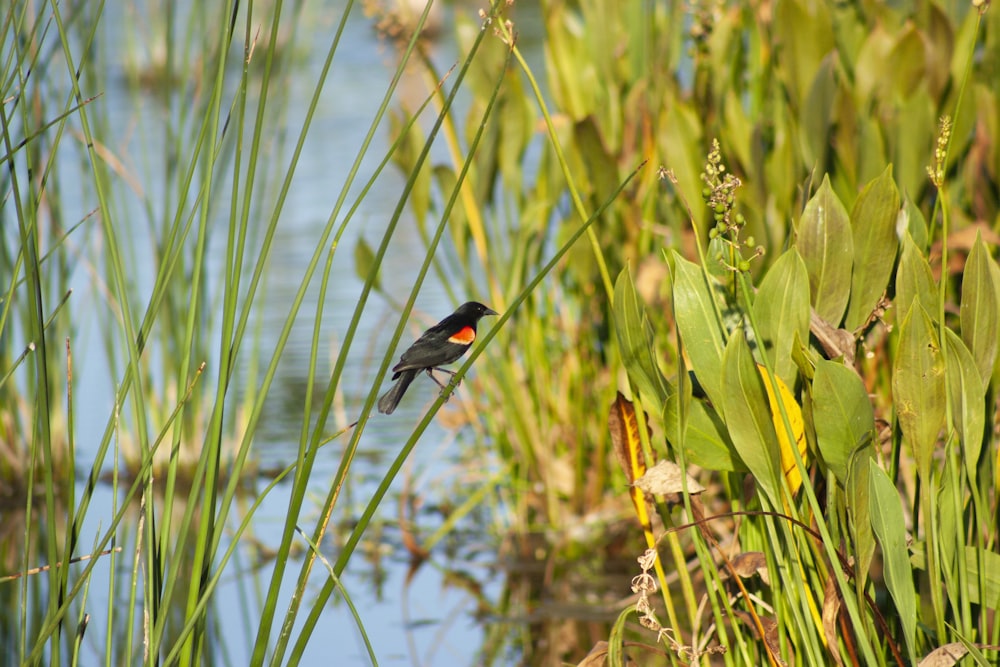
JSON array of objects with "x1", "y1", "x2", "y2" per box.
[
  {"x1": 288, "y1": 153, "x2": 646, "y2": 664},
  {"x1": 294, "y1": 527, "x2": 379, "y2": 665}
]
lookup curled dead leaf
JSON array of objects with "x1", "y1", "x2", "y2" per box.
[
  {"x1": 725, "y1": 551, "x2": 770, "y2": 586},
  {"x1": 634, "y1": 460, "x2": 705, "y2": 497}
]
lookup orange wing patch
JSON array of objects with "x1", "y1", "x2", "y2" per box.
[{"x1": 448, "y1": 326, "x2": 476, "y2": 344}]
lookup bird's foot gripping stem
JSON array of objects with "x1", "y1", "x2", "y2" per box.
[{"x1": 426, "y1": 368, "x2": 460, "y2": 398}]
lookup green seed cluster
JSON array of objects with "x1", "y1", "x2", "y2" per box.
[
  {"x1": 926, "y1": 115, "x2": 952, "y2": 188},
  {"x1": 700, "y1": 139, "x2": 762, "y2": 272}
]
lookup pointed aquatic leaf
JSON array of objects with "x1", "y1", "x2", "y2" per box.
[
  {"x1": 812, "y1": 360, "x2": 874, "y2": 485},
  {"x1": 662, "y1": 359, "x2": 690, "y2": 451},
  {"x1": 772, "y1": 0, "x2": 835, "y2": 107},
  {"x1": 922, "y1": 3, "x2": 954, "y2": 101},
  {"x1": 869, "y1": 460, "x2": 918, "y2": 664},
  {"x1": 722, "y1": 332, "x2": 781, "y2": 506},
  {"x1": 893, "y1": 91, "x2": 935, "y2": 199},
  {"x1": 943, "y1": 329, "x2": 986, "y2": 480},
  {"x1": 895, "y1": 232, "x2": 938, "y2": 323},
  {"x1": 796, "y1": 174, "x2": 853, "y2": 325},
  {"x1": 670, "y1": 251, "x2": 728, "y2": 412},
  {"x1": 753, "y1": 248, "x2": 811, "y2": 384},
  {"x1": 893, "y1": 303, "x2": 945, "y2": 479},
  {"x1": 800, "y1": 54, "x2": 837, "y2": 169},
  {"x1": 960, "y1": 232, "x2": 1000, "y2": 386},
  {"x1": 887, "y1": 24, "x2": 926, "y2": 102},
  {"x1": 847, "y1": 444, "x2": 876, "y2": 593},
  {"x1": 677, "y1": 400, "x2": 745, "y2": 473},
  {"x1": 845, "y1": 166, "x2": 901, "y2": 332},
  {"x1": 902, "y1": 192, "x2": 929, "y2": 252},
  {"x1": 613, "y1": 268, "x2": 670, "y2": 406},
  {"x1": 910, "y1": 545, "x2": 1000, "y2": 609}
]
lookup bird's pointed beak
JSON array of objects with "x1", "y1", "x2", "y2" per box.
[{"x1": 485, "y1": 307, "x2": 499, "y2": 317}]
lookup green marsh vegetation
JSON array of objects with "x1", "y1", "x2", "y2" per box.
[{"x1": 2, "y1": 0, "x2": 1000, "y2": 665}]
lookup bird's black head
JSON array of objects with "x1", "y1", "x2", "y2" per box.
[{"x1": 456, "y1": 301, "x2": 499, "y2": 320}]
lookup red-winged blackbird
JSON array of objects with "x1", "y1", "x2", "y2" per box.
[{"x1": 377, "y1": 301, "x2": 498, "y2": 414}]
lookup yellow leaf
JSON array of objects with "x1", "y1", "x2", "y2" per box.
[{"x1": 758, "y1": 365, "x2": 808, "y2": 494}]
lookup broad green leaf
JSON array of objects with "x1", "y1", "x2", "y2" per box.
[
  {"x1": 901, "y1": 193, "x2": 929, "y2": 253},
  {"x1": 670, "y1": 251, "x2": 727, "y2": 413},
  {"x1": 674, "y1": 399, "x2": 745, "y2": 473},
  {"x1": 722, "y1": 331, "x2": 780, "y2": 506},
  {"x1": 799, "y1": 54, "x2": 837, "y2": 169},
  {"x1": 943, "y1": 329, "x2": 986, "y2": 481},
  {"x1": 796, "y1": 175, "x2": 853, "y2": 326},
  {"x1": 922, "y1": 2, "x2": 954, "y2": 101},
  {"x1": 938, "y1": 461, "x2": 961, "y2": 575},
  {"x1": 389, "y1": 111, "x2": 431, "y2": 227},
  {"x1": 659, "y1": 102, "x2": 706, "y2": 232},
  {"x1": 663, "y1": 362, "x2": 692, "y2": 453},
  {"x1": 613, "y1": 268, "x2": 670, "y2": 406},
  {"x1": 575, "y1": 116, "x2": 619, "y2": 207},
  {"x1": 845, "y1": 165, "x2": 900, "y2": 332},
  {"x1": 723, "y1": 89, "x2": 752, "y2": 172},
  {"x1": 854, "y1": 23, "x2": 896, "y2": 105},
  {"x1": 772, "y1": 0, "x2": 835, "y2": 107},
  {"x1": 753, "y1": 248, "x2": 810, "y2": 384},
  {"x1": 911, "y1": 545, "x2": 1000, "y2": 609},
  {"x1": 847, "y1": 444, "x2": 875, "y2": 595},
  {"x1": 763, "y1": 101, "x2": 797, "y2": 225},
  {"x1": 960, "y1": 232, "x2": 1000, "y2": 386},
  {"x1": 893, "y1": 303, "x2": 945, "y2": 479},
  {"x1": 812, "y1": 360, "x2": 874, "y2": 485},
  {"x1": 887, "y1": 25, "x2": 926, "y2": 102},
  {"x1": 869, "y1": 460, "x2": 918, "y2": 664},
  {"x1": 893, "y1": 90, "x2": 934, "y2": 199},
  {"x1": 856, "y1": 115, "x2": 887, "y2": 187},
  {"x1": 895, "y1": 232, "x2": 938, "y2": 322}
]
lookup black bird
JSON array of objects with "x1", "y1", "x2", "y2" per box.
[{"x1": 377, "y1": 301, "x2": 498, "y2": 414}]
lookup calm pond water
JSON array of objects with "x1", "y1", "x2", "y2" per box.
[{"x1": 56, "y1": 1, "x2": 548, "y2": 664}]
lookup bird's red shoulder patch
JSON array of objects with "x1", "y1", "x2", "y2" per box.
[{"x1": 448, "y1": 326, "x2": 476, "y2": 344}]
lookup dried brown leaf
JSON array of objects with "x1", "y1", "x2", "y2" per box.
[
  {"x1": 634, "y1": 460, "x2": 705, "y2": 497},
  {"x1": 575, "y1": 641, "x2": 609, "y2": 667},
  {"x1": 727, "y1": 551, "x2": 769, "y2": 585},
  {"x1": 822, "y1": 574, "x2": 844, "y2": 667},
  {"x1": 609, "y1": 392, "x2": 651, "y2": 485},
  {"x1": 733, "y1": 610, "x2": 787, "y2": 667},
  {"x1": 916, "y1": 643, "x2": 968, "y2": 667}
]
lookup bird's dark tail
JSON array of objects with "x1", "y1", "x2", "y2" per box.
[{"x1": 377, "y1": 369, "x2": 418, "y2": 414}]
